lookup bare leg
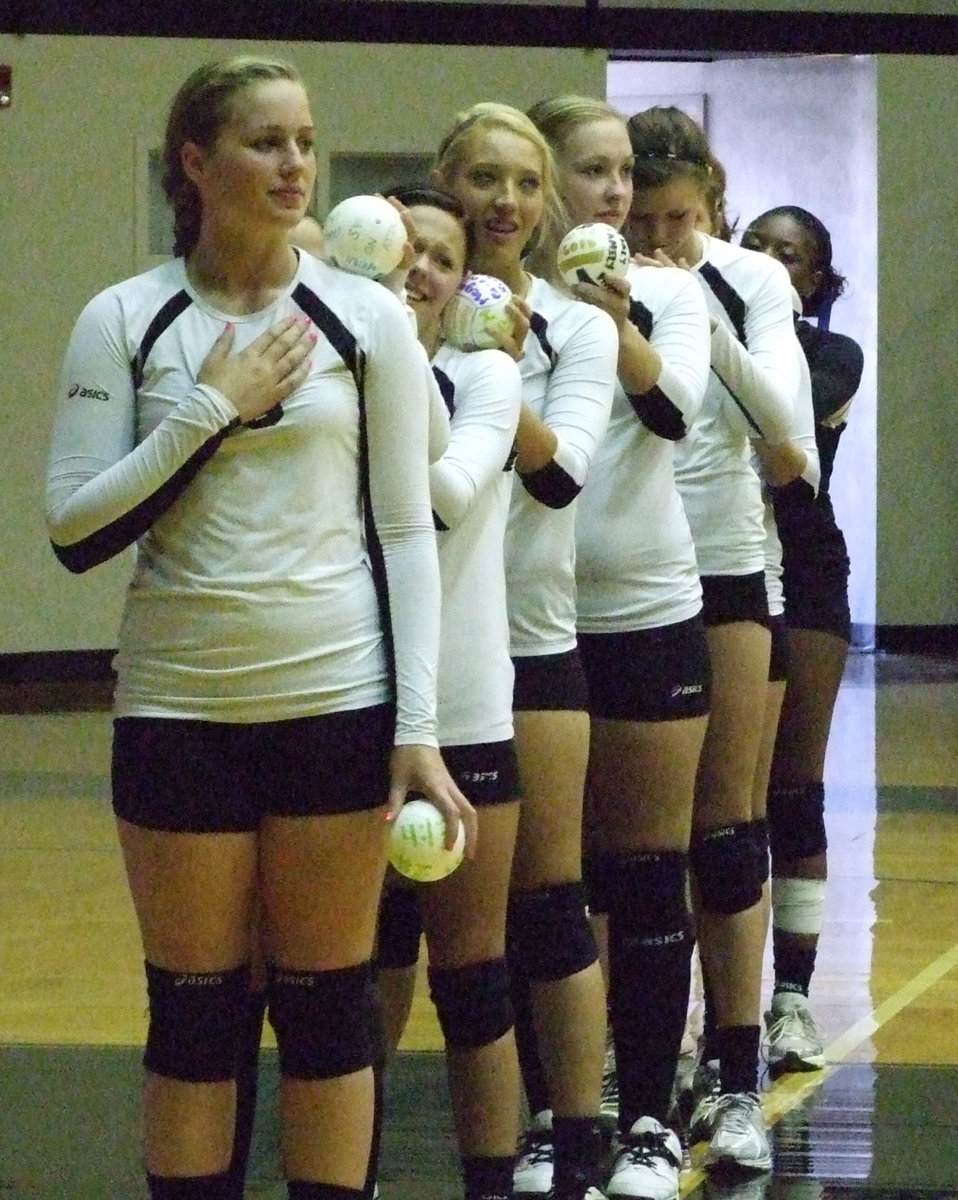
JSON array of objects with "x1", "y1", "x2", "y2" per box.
[
  {"x1": 511, "y1": 709, "x2": 606, "y2": 1119},
  {"x1": 259, "y1": 807, "x2": 389, "y2": 1188},
  {"x1": 116, "y1": 821, "x2": 258, "y2": 1177}
]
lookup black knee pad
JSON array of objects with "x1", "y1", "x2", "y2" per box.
[
  {"x1": 690, "y1": 823, "x2": 763, "y2": 915},
  {"x1": 376, "y1": 886, "x2": 422, "y2": 970},
  {"x1": 606, "y1": 850, "x2": 692, "y2": 938},
  {"x1": 507, "y1": 882, "x2": 598, "y2": 982},
  {"x1": 268, "y1": 961, "x2": 376, "y2": 1080},
  {"x1": 750, "y1": 817, "x2": 770, "y2": 885},
  {"x1": 143, "y1": 962, "x2": 250, "y2": 1083},
  {"x1": 768, "y1": 782, "x2": 827, "y2": 863},
  {"x1": 427, "y1": 957, "x2": 514, "y2": 1049}
]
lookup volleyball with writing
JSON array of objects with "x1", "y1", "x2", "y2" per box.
[
  {"x1": 388, "y1": 798, "x2": 465, "y2": 882},
  {"x1": 442, "y1": 274, "x2": 513, "y2": 350},
  {"x1": 323, "y1": 194, "x2": 407, "y2": 278},
  {"x1": 557, "y1": 222, "x2": 630, "y2": 287}
]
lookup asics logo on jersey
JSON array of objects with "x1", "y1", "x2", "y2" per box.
[
  {"x1": 67, "y1": 383, "x2": 110, "y2": 402},
  {"x1": 670, "y1": 683, "x2": 704, "y2": 698}
]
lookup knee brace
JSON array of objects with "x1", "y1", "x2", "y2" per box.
[
  {"x1": 771, "y1": 876, "x2": 826, "y2": 935},
  {"x1": 606, "y1": 850, "x2": 692, "y2": 940},
  {"x1": 506, "y1": 882, "x2": 598, "y2": 982},
  {"x1": 690, "y1": 823, "x2": 763, "y2": 915},
  {"x1": 750, "y1": 817, "x2": 770, "y2": 885},
  {"x1": 427, "y1": 957, "x2": 514, "y2": 1049},
  {"x1": 268, "y1": 961, "x2": 376, "y2": 1080},
  {"x1": 768, "y1": 782, "x2": 827, "y2": 864},
  {"x1": 143, "y1": 962, "x2": 250, "y2": 1083},
  {"x1": 376, "y1": 886, "x2": 423, "y2": 971}
]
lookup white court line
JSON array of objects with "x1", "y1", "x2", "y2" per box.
[{"x1": 679, "y1": 936, "x2": 958, "y2": 1194}]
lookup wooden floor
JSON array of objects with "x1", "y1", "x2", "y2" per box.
[{"x1": 1, "y1": 650, "x2": 956, "y2": 1198}]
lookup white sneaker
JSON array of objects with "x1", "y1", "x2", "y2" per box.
[
  {"x1": 764, "y1": 993, "x2": 826, "y2": 1074},
  {"x1": 703, "y1": 1093, "x2": 772, "y2": 1173},
  {"x1": 599, "y1": 1032, "x2": 619, "y2": 1131},
  {"x1": 514, "y1": 1109, "x2": 554, "y2": 1196},
  {"x1": 607, "y1": 1116, "x2": 682, "y2": 1200},
  {"x1": 685, "y1": 1059, "x2": 721, "y2": 1144}
]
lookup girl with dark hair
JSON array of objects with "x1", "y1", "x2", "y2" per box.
[
  {"x1": 521, "y1": 94, "x2": 711, "y2": 1200},
  {"x1": 741, "y1": 207, "x2": 864, "y2": 1076},
  {"x1": 45, "y1": 56, "x2": 474, "y2": 1200},
  {"x1": 624, "y1": 106, "x2": 802, "y2": 1176},
  {"x1": 371, "y1": 182, "x2": 525, "y2": 1200},
  {"x1": 434, "y1": 101, "x2": 619, "y2": 1200}
]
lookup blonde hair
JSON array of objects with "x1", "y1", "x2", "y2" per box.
[
  {"x1": 433, "y1": 101, "x2": 567, "y2": 267},
  {"x1": 526, "y1": 94, "x2": 629, "y2": 277},
  {"x1": 163, "y1": 56, "x2": 303, "y2": 257}
]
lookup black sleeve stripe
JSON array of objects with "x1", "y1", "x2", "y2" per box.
[
  {"x1": 432, "y1": 366, "x2": 456, "y2": 417},
  {"x1": 292, "y1": 283, "x2": 362, "y2": 386},
  {"x1": 306, "y1": 282, "x2": 397, "y2": 708},
  {"x1": 628, "y1": 297, "x2": 654, "y2": 341},
  {"x1": 50, "y1": 420, "x2": 240, "y2": 574},
  {"x1": 626, "y1": 384, "x2": 688, "y2": 440},
  {"x1": 712, "y1": 367, "x2": 764, "y2": 437},
  {"x1": 699, "y1": 262, "x2": 748, "y2": 345},
  {"x1": 529, "y1": 311, "x2": 557, "y2": 368},
  {"x1": 519, "y1": 459, "x2": 581, "y2": 508},
  {"x1": 130, "y1": 290, "x2": 194, "y2": 390}
]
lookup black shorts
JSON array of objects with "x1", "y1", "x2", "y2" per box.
[
  {"x1": 442, "y1": 739, "x2": 521, "y2": 806},
  {"x1": 112, "y1": 704, "x2": 394, "y2": 833},
  {"x1": 578, "y1": 616, "x2": 711, "y2": 722},
  {"x1": 778, "y1": 512, "x2": 851, "y2": 641},
  {"x1": 700, "y1": 571, "x2": 769, "y2": 627},
  {"x1": 767, "y1": 613, "x2": 790, "y2": 683},
  {"x1": 512, "y1": 649, "x2": 589, "y2": 713},
  {"x1": 783, "y1": 561, "x2": 852, "y2": 642}
]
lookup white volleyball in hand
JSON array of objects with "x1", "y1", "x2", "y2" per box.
[
  {"x1": 442, "y1": 273, "x2": 514, "y2": 351},
  {"x1": 557, "y1": 222, "x2": 630, "y2": 287},
  {"x1": 323, "y1": 194, "x2": 407, "y2": 278},
  {"x1": 388, "y1": 798, "x2": 466, "y2": 883}
]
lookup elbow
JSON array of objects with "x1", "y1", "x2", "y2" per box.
[
  {"x1": 50, "y1": 537, "x2": 101, "y2": 574},
  {"x1": 519, "y1": 460, "x2": 582, "y2": 509}
]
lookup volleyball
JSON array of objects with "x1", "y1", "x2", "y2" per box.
[
  {"x1": 388, "y1": 798, "x2": 466, "y2": 883},
  {"x1": 442, "y1": 273, "x2": 514, "y2": 350},
  {"x1": 323, "y1": 194, "x2": 407, "y2": 278},
  {"x1": 557, "y1": 222, "x2": 630, "y2": 287}
]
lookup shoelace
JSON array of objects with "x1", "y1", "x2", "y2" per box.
[
  {"x1": 619, "y1": 1131, "x2": 681, "y2": 1171},
  {"x1": 517, "y1": 1134, "x2": 553, "y2": 1167},
  {"x1": 713, "y1": 1094, "x2": 758, "y2": 1137},
  {"x1": 765, "y1": 1007, "x2": 820, "y2": 1047}
]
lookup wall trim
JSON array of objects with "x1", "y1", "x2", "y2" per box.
[
  {"x1": 1, "y1": 3, "x2": 954, "y2": 55},
  {"x1": 874, "y1": 625, "x2": 958, "y2": 657}
]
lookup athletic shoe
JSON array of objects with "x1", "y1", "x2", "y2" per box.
[
  {"x1": 599, "y1": 1032, "x2": 619, "y2": 1131},
  {"x1": 703, "y1": 1093, "x2": 772, "y2": 1174},
  {"x1": 607, "y1": 1116, "x2": 683, "y2": 1200},
  {"x1": 685, "y1": 1058, "x2": 721, "y2": 1144},
  {"x1": 763, "y1": 993, "x2": 826, "y2": 1075},
  {"x1": 514, "y1": 1109, "x2": 554, "y2": 1196}
]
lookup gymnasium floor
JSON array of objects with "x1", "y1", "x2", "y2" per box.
[{"x1": 1, "y1": 650, "x2": 956, "y2": 1199}]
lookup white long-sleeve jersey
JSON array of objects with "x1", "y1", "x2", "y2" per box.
[
  {"x1": 429, "y1": 344, "x2": 521, "y2": 745},
  {"x1": 757, "y1": 295, "x2": 821, "y2": 617},
  {"x1": 575, "y1": 262, "x2": 710, "y2": 633},
  {"x1": 506, "y1": 274, "x2": 618, "y2": 656},
  {"x1": 677, "y1": 234, "x2": 801, "y2": 577},
  {"x1": 45, "y1": 255, "x2": 442, "y2": 743}
]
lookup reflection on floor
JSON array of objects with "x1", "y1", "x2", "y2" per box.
[{"x1": 0, "y1": 651, "x2": 956, "y2": 1199}]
